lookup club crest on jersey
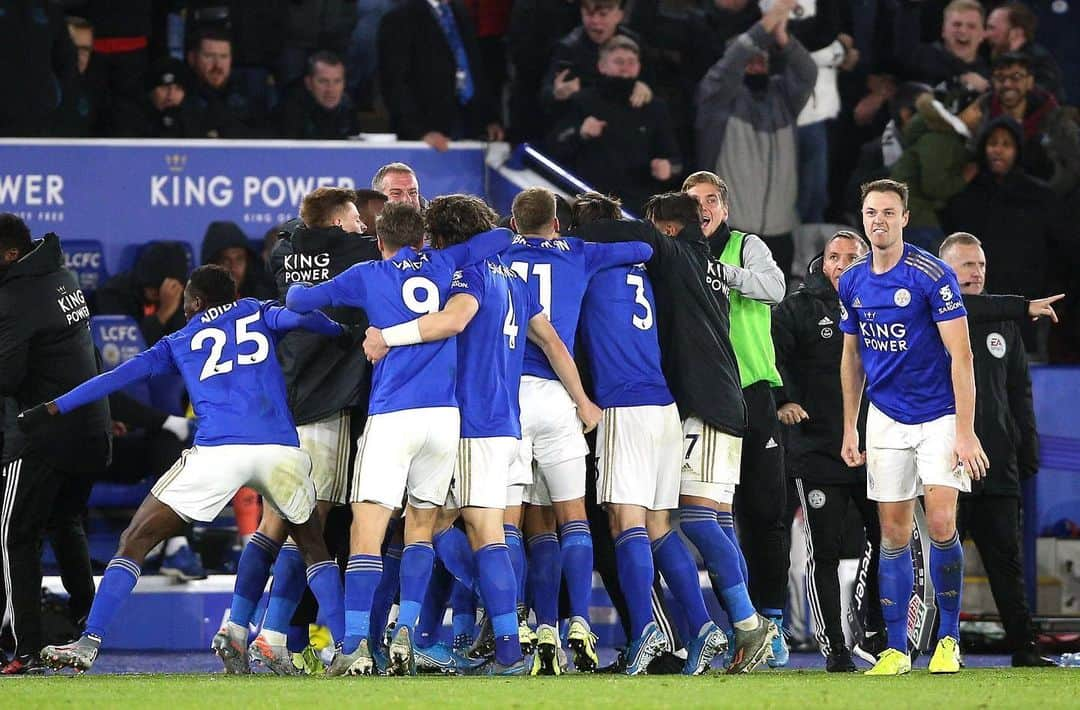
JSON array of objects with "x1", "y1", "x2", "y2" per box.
[
  {"x1": 893, "y1": 288, "x2": 911, "y2": 307},
  {"x1": 820, "y1": 327, "x2": 833, "y2": 339},
  {"x1": 986, "y1": 332, "x2": 1007, "y2": 359},
  {"x1": 807, "y1": 489, "x2": 826, "y2": 509}
]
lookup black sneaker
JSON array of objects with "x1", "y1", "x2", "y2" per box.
[
  {"x1": 852, "y1": 630, "x2": 888, "y2": 665},
  {"x1": 1011, "y1": 643, "x2": 1056, "y2": 667},
  {"x1": 826, "y1": 647, "x2": 857, "y2": 673},
  {"x1": 646, "y1": 650, "x2": 685, "y2": 675}
]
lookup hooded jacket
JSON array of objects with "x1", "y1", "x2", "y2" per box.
[
  {"x1": 271, "y1": 223, "x2": 379, "y2": 425},
  {"x1": 0, "y1": 234, "x2": 110, "y2": 470},
  {"x1": 200, "y1": 221, "x2": 275, "y2": 299},
  {"x1": 695, "y1": 23, "x2": 817, "y2": 237},
  {"x1": 96, "y1": 241, "x2": 190, "y2": 345},
  {"x1": 942, "y1": 116, "x2": 1072, "y2": 300},
  {"x1": 890, "y1": 92, "x2": 975, "y2": 229}
]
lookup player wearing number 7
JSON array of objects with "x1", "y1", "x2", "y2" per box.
[
  {"x1": 285, "y1": 202, "x2": 515, "y2": 676},
  {"x1": 20, "y1": 265, "x2": 350, "y2": 673}
]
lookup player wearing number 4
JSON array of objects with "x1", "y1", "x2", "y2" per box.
[
  {"x1": 500, "y1": 187, "x2": 652, "y2": 675},
  {"x1": 839, "y1": 179, "x2": 990, "y2": 676},
  {"x1": 363, "y1": 194, "x2": 603, "y2": 675},
  {"x1": 286, "y1": 202, "x2": 515, "y2": 676},
  {"x1": 21, "y1": 265, "x2": 349, "y2": 674}
]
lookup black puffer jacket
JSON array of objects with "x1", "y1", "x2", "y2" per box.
[
  {"x1": 772, "y1": 257, "x2": 866, "y2": 482},
  {"x1": 0, "y1": 234, "x2": 110, "y2": 471},
  {"x1": 95, "y1": 241, "x2": 190, "y2": 345},
  {"x1": 271, "y1": 223, "x2": 379, "y2": 425},
  {"x1": 200, "y1": 220, "x2": 275, "y2": 299}
]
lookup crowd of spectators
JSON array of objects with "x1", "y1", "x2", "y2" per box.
[{"x1": 1, "y1": 0, "x2": 1078, "y2": 357}]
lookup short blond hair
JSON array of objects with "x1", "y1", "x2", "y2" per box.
[
  {"x1": 511, "y1": 187, "x2": 557, "y2": 235},
  {"x1": 681, "y1": 171, "x2": 729, "y2": 209},
  {"x1": 300, "y1": 186, "x2": 356, "y2": 228}
]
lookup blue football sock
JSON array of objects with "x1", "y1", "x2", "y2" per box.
[
  {"x1": 343, "y1": 554, "x2": 382, "y2": 654},
  {"x1": 930, "y1": 532, "x2": 964, "y2": 640},
  {"x1": 228, "y1": 531, "x2": 279, "y2": 629},
  {"x1": 84, "y1": 557, "x2": 141, "y2": 640},
  {"x1": 397, "y1": 542, "x2": 435, "y2": 632},
  {"x1": 682, "y1": 506, "x2": 756, "y2": 624},
  {"x1": 287, "y1": 624, "x2": 308, "y2": 654},
  {"x1": 652, "y1": 530, "x2": 712, "y2": 635},
  {"x1": 433, "y1": 526, "x2": 477, "y2": 590},
  {"x1": 369, "y1": 540, "x2": 402, "y2": 647},
  {"x1": 451, "y1": 576, "x2": 477, "y2": 642},
  {"x1": 527, "y1": 532, "x2": 560, "y2": 628},
  {"x1": 614, "y1": 527, "x2": 655, "y2": 640},
  {"x1": 559, "y1": 520, "x2": 593, "y2": 623},
  {"x1": 716, "y1": 510, "x2": 749, "y2": 584},
  {"x1": 262, "y1": 542, "x2": 306, "y2": 635},
  {"x1": 306, "y1": 560, "x2": 345, "y2": 645},
  {"x1": 879, "y1": 543, "x2": 914, "y2": 652},
  {"x1": 416, "y1": 561, "x2": 452, "y2": 650},
  {"x1": 476, "y1": 543, "x2": 522, "y2": 666},
  {"x1": 504, "y1": 524, "x2": 527, "y2": 605}
]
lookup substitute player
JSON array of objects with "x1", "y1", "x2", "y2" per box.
[
  {"x1": 286, "y1": 204, "x2": 513, "y2": 676},
  {"x1": 839, "y1": 179, "x2": 989, "y2": 676},
  {"x1": 24, "y1": 265, "x2": 348, "y2": 673}
]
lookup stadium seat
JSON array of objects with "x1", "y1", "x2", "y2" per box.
[{"x1": 62, "y1": 239, "x2": 108, "y2": 295}]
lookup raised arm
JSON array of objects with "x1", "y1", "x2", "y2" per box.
[
  {"x1": 286, "y1": 263, "x2": 367, "y2": 313},
  {"x1": 443, "y1": 228, "x2": 515, "y2": 269},
  {"x1": 363, "y1": 294, "x2": 480, "y2": 363},
  {"x1": 264, "y1": 305, "x2": 345, "y2": 337},
  {"x1": 937, "y1": 316, "x2": 989, "y2": 480},
  {"x1": 840, "y1": 333, "x2": 866, "y2": 467},
  {"x1": 526, "y1": 313, "x2": 600, "y2": 433},
  {"x1": 585, "y1": 240, "x2": 654, "y2": 273}
]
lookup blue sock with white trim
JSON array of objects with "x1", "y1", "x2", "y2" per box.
[
  {"x1": 228, "y1": 531, "x2": 279, "y2": 630},
  {"x1": 84, "y1": 557, "x2": 141, "y2": 640},
  {"x1": 879, "y1": 543, "x2": 914, "y2": 653},
  {"x1": 343, "y1": 554, "x2": 382, "y2": 654},
  {"x1": 559, "y1": 520, "x2": 593, "y2": 623}
]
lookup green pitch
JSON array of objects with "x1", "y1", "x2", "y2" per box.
[{"x1": 4, "y1": 669, "x2": 1073, "y2": 709}]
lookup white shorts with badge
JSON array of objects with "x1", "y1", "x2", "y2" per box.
[
  {"x1": 351, "y1": 407, "x2": 459, "y2": 510},
  {"x1": 865, "y1": 403, "x2": 969, "y2": 502},
  {"x1": 519, "y1": 376, "x2": 590, "y2": 505},
  {"x1": 596, "y1": 404, "x2": 682, "y2": 510},
  {"x1": 152, "y1": 444, "x2": 316, "y2": 524},
  {"x1": 297, "y1": 410, "x2": 350, "y2": 504},
  {"x1": 679, "y1": 417, "x2": 743, "y2": 504},
  {"x1": 449, "y1": 436, "x2": 518, "y2": 510}
]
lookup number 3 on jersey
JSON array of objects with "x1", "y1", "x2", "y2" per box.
[
  {"x1": 192, "y1": 312, "x2": 270, "y2": 381},
  {"x1": 626, "y1": 273, "x2": 653, "y2": 330}
]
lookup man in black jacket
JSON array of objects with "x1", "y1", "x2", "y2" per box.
[
  {"x1": 200, "y1": 220, "x2": 275, "y2": 300},
  {"x1": 772, "y1": 231, "x2": 884, "y2": 672},
  {"x1": 376, "y1": 0, "x2": 503, "y2": 151},
  {"x1": 96, "y1": 241, "x2": 190, "y2": 346},
  {"x1": 939, "y1": 233, "x2": 1055, "y2": 668},
  {"x1": 186, "y1": 26, "x2": 264, "y2": 138},
  {"x1": 0, "y1": 215, "x2": 111, "y2": 673},
  {"x1": 275, "y1": 51, "x2": 360, "y2": 141}
]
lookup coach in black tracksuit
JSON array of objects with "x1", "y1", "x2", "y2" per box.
[
  {"x1": 771, "y1": 236, "x2": 883, "y2": 672},
  {"x1": 0, "y1": 218, "x2": 110, "y2": 671}
]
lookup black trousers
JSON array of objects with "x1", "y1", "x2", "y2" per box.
[
  {"x1": 733, "y1": 383, "x2": 789, "y2": 613},
  {"x1": 957, "y1": 495, "x2": 1033, "y2": 650},
  {"x1": 0, "y1": 453, "x2": 99, "y2": 657},
  {"x1": 794, "y1": 477, "x2": 883, "y2": 654}
]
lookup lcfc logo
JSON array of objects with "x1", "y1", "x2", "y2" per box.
[{"x1": 894, "y1": 288, "x2": 911, "y2": 307}]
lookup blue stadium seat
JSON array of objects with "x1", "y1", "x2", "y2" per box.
[
  {"x1": 62, "y1": 239, "x2": 108, "y2": 294},
  {"x1": 91, "y1": 315, "x2": 152, "y2": 404}
]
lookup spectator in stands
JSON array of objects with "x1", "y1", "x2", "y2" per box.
[
  {"x1": 895, "y1": 0, "x2": 990, "y2": 91},
  {"x1": 72, "y1": 0, "x2": 154, "y2": 103},
  {"x1": 372, "y1": 162, "x2": 422, "y2": 209},
  {"x1": 984, "y1": 1, "x2": 1063, "y2": 102},
  {"x1": 186, "y1": 27, "x2": 263, "y2": 138},
  {"x1": 0, "y1": 0, "x2": 76, "y2": 137},
  {"x1": 543, "y1": 0, "x2": 654, "y2": 119},
  {"x1": 942, "y1": 117, "x2": 1071, "y2": 323},
  {"x1": 275, "y1": 51, "x2": 359, "y2": 140},
  {"x1": 694, "y1": 0, "x2": 817, "y2": 277},
  {"x1": 683, "y1": 0, "x2": 761, "y2": 80},
  {"x1": 507, "y1": 0, "x2": 579, "y2": 142},
  {"x1": 199, "y1": 221, "x2": 275, "y2": 300},
  {"x1": 346, "y1": 0, "x2": 394, "y2": 110},
  {"x1": 96, "y1": 242, "x2": 189, "y2": 345},
  {"x1": 112, "y1": 57, "x2": 207, "y2": 139},
  {"x1": 377, "y1": 0, "x2": 504, "y2": 151},
  {"x1": 845, "y1": 82, "x2": 933, "y2": 220},
  {"x1": 889, "y1": 84, "x2": 983, "y2": 252},
  {"x1": 278, "y1": 0, "x2": 357, "y2": 91},
  {"x1": 51, "y1": 16, "x2": 109, "y2": 137},
  {"x1": 354, "y1": 188, "x2": 388, "y2": 236},
  {"x1": 974, "y1": 52, "x2": 1080, "y2": 197},
  {"x1": 546, "y1": 36, "x2": 680, "y2": 213}
]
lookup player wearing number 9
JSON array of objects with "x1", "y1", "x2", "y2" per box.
[{"x1": 23, "y1": 264, "x2": 352, "y2": 673}]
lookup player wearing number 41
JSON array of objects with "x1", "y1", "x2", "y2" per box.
[
  {"x1": 285, "y1": 202, "x2": 515, "y2": 677},
  {"x1": 839, "y1": 179, "x2": 990, "y2": 676},
  {"x1": 21, "y1": 264, "x2": 349, "y2": 674},
  {"x1": 497, "y1": 187, "x2": 653, "y2": 675},
  {"x1": 362, "y1": 194, "x2": 603, "y2": 675}
]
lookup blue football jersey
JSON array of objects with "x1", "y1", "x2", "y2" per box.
[
  {"x1": 450, "y1": 256, "x2": 541, "y2": 438},
  {"x1": 579, "y1": 263, "x2": 674, "y2": 409},
  {"x1": 286, "y1": 228, "x2": 514, "y2": 415},
  {"x1": 502, "y1": 235, "x2": 653, "y2": 380},
  {"x1": 838, "y1": 243, "x2": 967, "y2": 425},
  {"x1": 55, "y1": 299, "x2": 343, "y2": 446}
]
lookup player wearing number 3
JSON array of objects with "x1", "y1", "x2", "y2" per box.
[
  {"x1": 285, "y1": 202, "x2": 514, "y2": 676},
  {"x1": 23, "y1": 264, "x2": 349, "y2": 673}
]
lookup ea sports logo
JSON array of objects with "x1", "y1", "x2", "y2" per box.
[
  {"x1": 893, "y1": 288, "x2": 911, "y2": 307},
  {"x1": 986, "y1": 332, "x2": 1007, "y2": 359}
]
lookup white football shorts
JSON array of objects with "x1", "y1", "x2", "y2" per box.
[
  {"x1": 679, "y1": 416, "x2": 742, "y2": 504},
  {"x1": 596, "y1": 403, "x2": 682, "y2": 510},
  {"x1": 297, "y1": 410, "x2": 350, "y2": 504},
  {"x1": 865, "y1": 403, "x2": 968, "y2": 502}
]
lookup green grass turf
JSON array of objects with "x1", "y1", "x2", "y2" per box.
[{"x1": 3, "y1": 669, "x2": 1073, "y2": 709}]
